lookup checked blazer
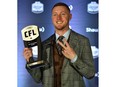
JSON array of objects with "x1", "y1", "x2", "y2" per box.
[{"x1": 26, "y1": 29, "x2": 95, "y2": 87}]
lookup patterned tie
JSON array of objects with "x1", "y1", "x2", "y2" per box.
[{"x1": 56, "y1": 36, "x2": 65, "y2": 56}]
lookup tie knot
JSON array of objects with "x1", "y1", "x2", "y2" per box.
[
  {"x1": 56, "y1": 36, "x2": 65, "y2": 56},
  {"x1": 57, "y1": 36, "x2": 65, "y2": 42}
]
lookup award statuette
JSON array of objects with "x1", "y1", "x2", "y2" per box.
[{"x1": 21, "y1": 25, "x2": 47, "y2": 68}]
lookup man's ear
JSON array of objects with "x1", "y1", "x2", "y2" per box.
[{"x1": 69, "y1": 13, "x2": 72, "y2": 20}]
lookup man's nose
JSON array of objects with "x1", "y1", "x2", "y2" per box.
[{"x1": 57, "y1": 15, "x2": 62, "y2": 20}]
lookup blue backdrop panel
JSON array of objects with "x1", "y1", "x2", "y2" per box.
[{"x1": 18, "y1": 0, "x2": 98, "y2": 87}]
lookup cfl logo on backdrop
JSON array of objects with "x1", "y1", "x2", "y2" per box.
[
  {"x1": 32, "y1": 1, "x2": 44, "y2": 14},
  {"x1": 87, "y1": 1, "x2": 98, "y2": 14}
]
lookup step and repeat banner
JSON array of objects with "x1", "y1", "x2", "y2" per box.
[{"x1": 18, "y1": 0, "x2": 98, "y2": 87}]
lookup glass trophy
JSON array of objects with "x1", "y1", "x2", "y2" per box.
[{"x1": 21, "y1": 25, "x2": 47, "y2": 68}]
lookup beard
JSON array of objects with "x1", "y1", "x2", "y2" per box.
[
  {"x1": 55, "y1": 25, "x2": 65, "y2": 30},
  {"x1": 54, "y1": 23, "x2": 68, "y2": 30}
]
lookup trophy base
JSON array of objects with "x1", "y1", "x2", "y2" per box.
[{"x1": 27, "y1": 60, "x2": 48, "y2": 68}]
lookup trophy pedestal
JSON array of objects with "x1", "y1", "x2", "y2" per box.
[{"x1": 27, "y1": 60, "x2": 48, "y2": 68}]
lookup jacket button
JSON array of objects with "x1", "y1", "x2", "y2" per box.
[
  {"x1": 62, "y1": 83, "x2": 65, "y2": 86},
  {"x1": 61, "y1": 71, "x2": 64, "y2": 74}
]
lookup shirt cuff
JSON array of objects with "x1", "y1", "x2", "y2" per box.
[{"x1": 71, "y1": 55, "x2": 78, "y2": 63}]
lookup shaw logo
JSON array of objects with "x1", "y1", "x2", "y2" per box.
[
  {"x1": 69, "y1": 5, "x2": 73, "y2": 11},
  {"x1": 87, "y1": 1, "x2": 98, "y2": 14},
  {"x1": 86, "y1": 27, "x2": 98, "y2": 32},
  {"x1": 32, "y1": 1, "x2": 44, "y2": 14},
  {"x1": 39, "y1": 27, "x2": 45, "y2": 32},
  {"x1": 95, "y1": 72, "x2": 99, "y2": 77}
]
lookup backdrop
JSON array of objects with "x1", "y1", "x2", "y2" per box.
[{"x1": 18, "y1": 0, "x2": 98, "y2": 87}]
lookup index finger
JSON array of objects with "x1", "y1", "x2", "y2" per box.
[
  {"x1": 57, "y1": 40, "x2": 66, "y2": 50},
  {"x1": 63, "y1": 38, "x2": 70, "y2": 47}
]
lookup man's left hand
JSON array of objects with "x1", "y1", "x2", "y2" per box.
[{"x1": 58, "y1": 38, "x2": 76, "y2": 60}]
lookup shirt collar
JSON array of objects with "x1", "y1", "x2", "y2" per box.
[{"x1": 55, "y1": 29, "x2": 71, "y2": 41}]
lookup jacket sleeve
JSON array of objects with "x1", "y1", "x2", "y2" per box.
[
  {"x1": 25, "y1": 41, "x2": 48, "y2": 83},
  {"x1": 70, "y1": 38, "x2": 95, "y2": 79},
  {"x1": 26, "y1": 58, "x2": 42, "y2": 83}
]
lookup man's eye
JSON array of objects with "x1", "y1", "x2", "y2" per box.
[
  {"x1": 61, "y1": 13, "x2": 65, "y2": 15},
  {"x1": 52, "y1": 14, "x2": 57, "y2": 16}
]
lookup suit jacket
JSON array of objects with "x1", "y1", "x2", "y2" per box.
[{"x1": 26, "y1": 30, "x2": 95, "y2": 87}]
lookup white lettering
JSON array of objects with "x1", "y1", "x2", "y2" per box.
[{"x1": 86, "y1": 27, "x2": 98, "y2": 32}]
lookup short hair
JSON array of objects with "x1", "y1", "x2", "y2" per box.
[{"x1": 52, "y1": 2, "x2": 70, "y2": 13}]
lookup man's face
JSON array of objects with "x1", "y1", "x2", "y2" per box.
[{"x1": 52, "y1": 6, "x2": 72, "y2": 30}]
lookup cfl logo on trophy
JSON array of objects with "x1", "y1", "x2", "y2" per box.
[
  {"x1": 21, "y1": 25, "x2": 41, "y2": 48},
  {"x1": 32, "y1": 1, "x2": 44, "y2": 14},
  {"x1": 21, "y1": 25, "x2": 39, "y2": 41}
]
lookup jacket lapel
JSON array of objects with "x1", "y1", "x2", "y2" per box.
[{"x1": 62, "y1": 30, "x2": 79, "y2": 70}]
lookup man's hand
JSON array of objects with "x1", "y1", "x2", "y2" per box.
[
  {"x1": 23, "y1": 48, "x2": 33, "y2": 62},
  {"x1": 58, "y1": 39, "x2": 76, "y2": 60}
]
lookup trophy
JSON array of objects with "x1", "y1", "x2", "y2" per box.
[{"x1": 21, "y1": 25, "x2": 47, "y2": 68}]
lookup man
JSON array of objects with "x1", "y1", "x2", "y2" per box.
[{"x1": 23, "y1": 2, "x2": 95, "y2": 87}]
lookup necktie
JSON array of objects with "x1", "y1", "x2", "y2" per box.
[{"x1": 56, "y1": 36, "x2": 65, "y2": 56}]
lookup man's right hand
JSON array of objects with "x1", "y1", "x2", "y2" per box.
[{"x1": 23, "y1": 48, "x2": 33, "y2": 62}]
